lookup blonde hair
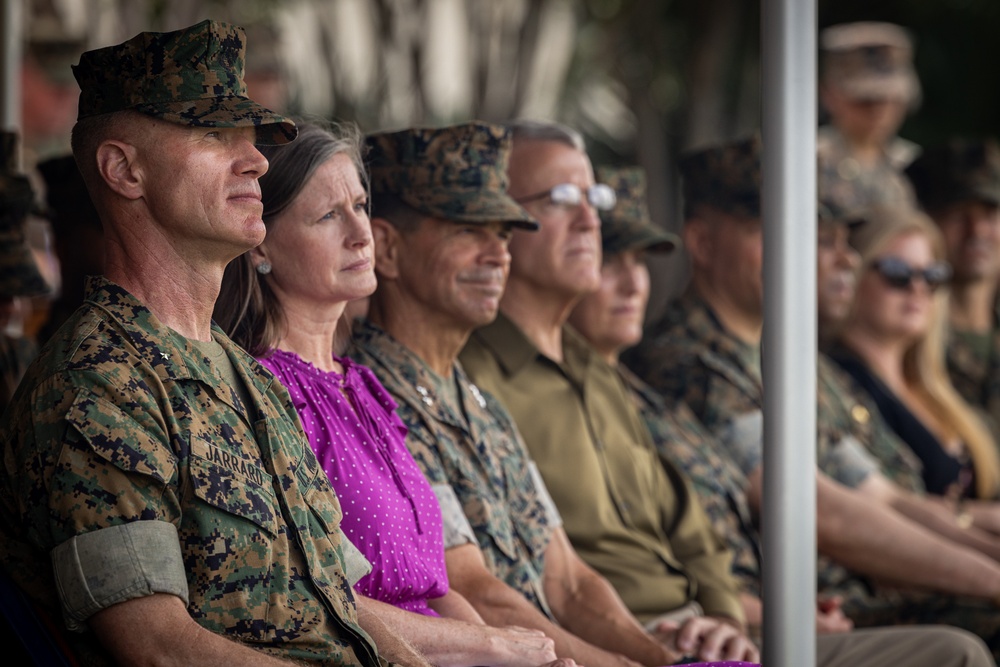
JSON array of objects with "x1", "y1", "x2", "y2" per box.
[{"x1": 847, "y1": 206, "x2": 1000, "y2": 498}]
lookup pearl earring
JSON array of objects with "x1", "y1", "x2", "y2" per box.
[{"x1": 256, "y1": 262, "x2": 272, "y2": 275}]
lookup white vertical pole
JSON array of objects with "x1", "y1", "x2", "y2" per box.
[
  {"x1": 761, "y1": 0, "x2": 817, "y2": 665},
  {"x1": 0, "y1": 0, "x2": 23, "y2": 133}
]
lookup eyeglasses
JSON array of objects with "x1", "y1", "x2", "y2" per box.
[
  {"x1": 516, "y1": 183, "x2": 617, "y2": 212},
  {"x1": 870, "y1": 256, "x2": 952, "y2": 291}
]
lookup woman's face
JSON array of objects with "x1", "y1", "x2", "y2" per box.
[
  {"x1": 852, "y1": 231, "x2": 941, "y2": 344},
  {"x1": 568, "y1": 248, "x2": 650, "y2": 360},
  {"x1": 258, "y1": 153, "x2": 377, "y2": 310}
]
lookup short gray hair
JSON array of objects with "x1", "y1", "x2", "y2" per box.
[{"x1": 505, "y1": 119, "x2": 585, "y2": 151}]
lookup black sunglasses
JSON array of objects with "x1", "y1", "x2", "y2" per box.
[{"x1": 870, "y1": 256, "x2": 952, "y2": 291}]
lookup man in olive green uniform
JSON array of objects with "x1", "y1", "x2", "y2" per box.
[
  {"x1": 351, "y1": 122, "x2": 692, "y2": 667},
  {"x1": 818, "y1": 21, "x2": 919, "y2": 217},
  {"x1": 906, "y1": 140, "x2": 1000, "y2": 440},
  {"x1": 0, "y1": 131, "x2": 50, "y2": 417},
  {"x1": 626, "y1": 137, "x2": 1000, "y2": 654},
  {"x1": 0, "y1": 22, "x2": 397, "y2": 667},
  {"x1": 460, "y1": 120, "x2": 759, "y2": 661}
]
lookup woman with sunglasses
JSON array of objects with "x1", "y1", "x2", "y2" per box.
[
  {"x1": 829, "y1": 205, "x2": 1000, "y2": 506},
  {"x1": 215, "y1": 121, "x2": 560, "y2": 667}
]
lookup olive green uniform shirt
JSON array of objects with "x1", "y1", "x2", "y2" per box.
[
  {"x1": 0, "y1": 278, "x2": 378, "y2": 666},
  {"x1": 460, "y1": 313, "x2": 743, "y2": 624}
]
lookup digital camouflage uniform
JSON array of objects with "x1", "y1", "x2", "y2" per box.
[
  {"x1": 817, "y1": 353, "x2": 925, "y2": 494},
  {"x1": 817, "y1": 127, "x2": 918, "y2": 218},
  {"x1": 907, "y1": 140, "x2": 1000, "y2": 440},
  {"x1": 0, "y1": 131, "x2": 50, "y2": 416},
  {"x1": 818, "y1": 22, "x2": 920, "y2": 218},
  {"x1": 0, "y1": 278, "x2": 379, "y2": 666},
  {"x1": 349, "y1": 320, "x2": 558, "y2": 616},
  {"x1": 621, "y1": 367, "x2": 762, "y2": 597}
]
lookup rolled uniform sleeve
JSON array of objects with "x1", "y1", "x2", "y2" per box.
[
  {"x1": 51, "y1": 521, "x2": 188, "y2": 631},
  {"x1": 341, "y1": 534, "x2": 373, "y2": 587},
  {"x1": 39, "y1": 384, "x2": 185, "y2": 629},
  {"x1": 717, "y1": 410, "x2": 764, "y2": 476},
  {"x1": 432, "y1": 483, "x2": 477, "y2": 549},
  {"x1": 820, "y1": 435, "x2": 880, "y2": 489}
]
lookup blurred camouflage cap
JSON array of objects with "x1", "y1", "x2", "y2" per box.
[
  {"x1": 0, "y1": 132, "x2": 50, "y2": 298},
  {"x1": 906, "y1": 139, "x2": 1000, "y2": 212},
  {"x1": 679, "y1": 137, "x2": 761, "y2": 218},
  {"x1": 366, "y1": 122, "x2": 538, "y2": 230},
  {"x1": 73, "y1": 19, "x2": 296, "y2": 145},
  {"x1": 821, "y1": 22, "x2": 920, "y2": 105},
  {"x1": 596, "y1": 166, "x2": 678, "y2": 255}
]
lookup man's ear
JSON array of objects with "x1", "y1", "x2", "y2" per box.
[
  {"x1": 370, "y1": 217, "x2": 402, "y2": 280},
  {"x1": 95, "y1": 140, "x2": 144, "y2": 200},
  {"x1": 683, "y1": 216, "x2": 714, "y2": 270}
]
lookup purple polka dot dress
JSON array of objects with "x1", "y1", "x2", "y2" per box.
[{"x1": 260, "y1": 349, "x2": 448, "y2": 616}]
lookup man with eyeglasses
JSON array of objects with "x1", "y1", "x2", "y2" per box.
[
  {"x1": 626, "y1": 137, "x2": 1000, "y2": 655},
  {"x1": 460, "y1": 120, "x2": 760, "y2": 662},
  {"x1": 907, "y1": 141, "x2": 1000, "y2": 442}
]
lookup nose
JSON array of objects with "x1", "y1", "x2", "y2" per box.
[
  {"x1": 575, "y1": 200, "x2": 601, "y2": 231},
  {"x1": 481, "y1": 231, "x2": 512, "y2": 268},
  {"x1": 835, "y1": 241, "x2": 860, "y2": 271},
  {"x1": 235, "y1": 136, "x2": 269, "y2": 178},
  {"x1": 345, "y1": 207, "x2": 373, "y2": 249}
]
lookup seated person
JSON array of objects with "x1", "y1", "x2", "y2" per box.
[
  {"x1": 905, "y1": 140, "x2": 1000, "y2": 439},
  {"x1": 0, "y1": 21, "x2": 411, "y2": 666},
  {"x1": 0, "y1": 131, "x2": 51, "y2": 416},
  {"x1": 216, "y1": 121, "x2": 559, "y2": 667},
  {"x1": 830, "y1": 205, "x2": 1000, "y2": 506}
]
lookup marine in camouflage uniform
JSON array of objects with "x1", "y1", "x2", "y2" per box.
[
  {"x1": 0, "y1": 131, "x2": 50, "y2": 417},
  {"x1": 0, "y1": 21, "x2": 381, "y2": 666},
  {"x1": 347, "y1": 122, "x2": 560, "y2": 616},
  {"x1": 907, "y1": 140, "x2": 1000, "y2": 440},
  {"x1": 626, "y1": 138, "x2": 1000, "y2": 654},
  {"x1": 349, "y1": 320, "x2": 558, "y2": 616},
  {"x1": 817, "y1": 22, "x2": 920, "y2": 217},
  {"x1": 2, "y1": 278, "x2": 378, "y2": 665}
]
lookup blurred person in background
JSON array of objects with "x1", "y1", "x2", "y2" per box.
[
  {"x1": 905, "y1": 140, "x2": 1000, "y2": 440},
  {"x1": 818, "y1": 21, "x2": 919, "y2": 217},
  {"x1": 829, "y1": 207, "x2": 1000, "y2": 509},
  {"x1": 35, "y1": 154, "x2": 104, "y2": 344},
  {"x1": 0, "y1": 131, "x2": 51, "y2": 416}
]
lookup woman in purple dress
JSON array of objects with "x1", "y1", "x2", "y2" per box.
[{"x1": 216, "y1": 121, "x2": 557, "y2": 667}]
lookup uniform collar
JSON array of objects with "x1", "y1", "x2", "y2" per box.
[
  {"x1": 470, "y1": 311, "x2": 596, "y2": 383},
  {"x1": 81, "y1": 276, "x2": 274, "y2": 396}
]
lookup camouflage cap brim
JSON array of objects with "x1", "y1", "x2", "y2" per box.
[
  {"x1": 603, "y1": 221, "x2": 679, "y2": 256},
  {"x1": 0, "y1": 228, "x2": 49, "y2": 298},
  {"x1": 134, "y1": 96, "x2": 297, "y2": 145},
  {"x1": 399, "y1": 187, "x2": 539, "y2": 231},
  {"x1": 837, "y1": 71, "x2": 919, "y2": 104}
]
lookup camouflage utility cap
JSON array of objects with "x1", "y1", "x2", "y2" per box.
[
  {"x1": 596, "y1": 166, "x2": 678, "y2": 255},
  {"x1": 821, "y1": 22, "x2": 920, "y2": 105},
  {"x1": 680, "y1": 137, "x2": 761, "y2": 218},
  {"x1": 906, "y1": 139, "x2": 1000, "y2": 212},
  {"x1": 0, "y1": 132, "x2": 49, "y2": 298},
  {"x1": 366, "y1": 122, "x2": 538, "y2": 230},
  {"x1": 73, "y1": 19, "x2": 296, "y2": 145}
]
